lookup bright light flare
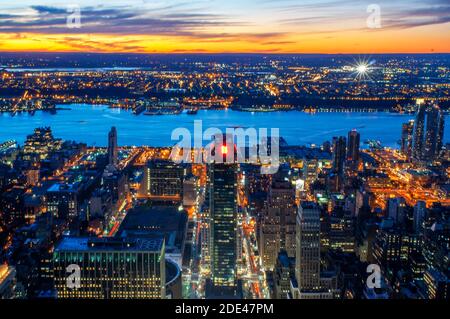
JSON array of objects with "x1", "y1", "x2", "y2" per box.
[
  {"x1": 351, "y1": 57, "x2": 375, "y2": 81},
  {"x1": 221, "y1": 145, "x2": 228, "y2": 155},
  {"x1": 356, "y1": 63, "x2": 368, "y2": 74}
]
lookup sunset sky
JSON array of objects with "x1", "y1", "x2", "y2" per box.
[{"x1": 0, "y1": 0, "x2": 449, "y2": 53}]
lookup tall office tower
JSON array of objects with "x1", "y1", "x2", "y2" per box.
[
  {"x1": 347, "y1": 129, "x2": 360, "y2": 162},
  {"x1": 200, "y1": 203, "x2": 211, "y2": 272},
  {"x1": 437, "y1": 112, "x2": 445, "y2": 156},
  {"x1": 401, "y1": 120, "x2": 415, "y2": 158},
  {"x1": 107, "y1": 126, "x2": 118, "y2": 167},
  {"x1": 139, "y1": 159, "x2": 185, "y2": 201},
  {"x1": 260, "y1": 180, "x2": 296, "y2": 270},
  {"x1": 208, "y1": 136, "x2": 238, "y2": 291},
  {"x1": 412, "y1": 103, "x2": 426, "y2": 160},
  {"x1": 332, "y1": 136, "x2": 346, "y2": 174},
  {"x1": 413, "y1": 201, "x2": 427, "y2": 233},
  {"x1": 295, "y1": 202, "x2": 321, "y2": 296},
  {"x1": 330, "y1": 136, "x2": 346, "y2": 192},
  {"x1": 53, "y1": 237, "x2": 166, "y2": 299},
  {"x1": 387, "y1": 197, "x2": 406, "y2": 225},
  {"x1": 413, "y1": 102, "x2": 445, "y2": 161},
  {"x1": 424, "y1": 105, "x2": 445, "y2": 160}
]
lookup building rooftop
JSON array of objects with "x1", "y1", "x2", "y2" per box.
[
  {"x1": 55, "y1": 236, "x2": 164, "y2": 253},
  {"x1": 300, "y1": 201, "x2": 318, "y2": 210},
  {"x1": 117, "y1": 205, "x2": 188, "y2": 253},
  {"x1": 47, "y1": 183, "x2": 79, "y2": 193}
]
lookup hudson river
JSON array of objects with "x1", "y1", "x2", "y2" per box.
[{"x1": 1, "y1": 104, "x2": 448, "y2": 147}]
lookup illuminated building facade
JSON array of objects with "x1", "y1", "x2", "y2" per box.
[
  {"x1": 0, "y1": 264, "x2": 16, "y2": 299},
  {"x1": 424, "y1": 268, "x2": 449, "y2": 299},
  {"x1": 209, "y1": 137, "x2": 238, "y2": 290},
  {"x1": 328, "y1": 210, "x2": 355, "y2": 253},
  {"x1": 413, "y1": 102, "x2": 445, "y2": 162},
  {"x1": 292, "y1": 202, "x2": 334, "y2": 299},
  {"x1": 107, "y1": 126, "x2": 118, "y2": 167},
  {"x1": 53, "y1": 237, "x2": 166, "y2": 299},
  {"x1": 373, "y1": 226, "x2": 402, "y2": 275},
  {"x1": 260, "y1": 180, "x2": 296, "y2": 270},
  {"x1": 302, "y1": 157, "x2": 319, "y2": 190},
  {"x1": 46, "y1": 183, "x2": 79, "y2": 220},
  {"x1": 295, "y1": 202, "x2": 321, "y2": 293},
  {"x1": 273, "y1": 251, "x2": 295, "y2": 299},
  {"x1": 401, "y1": 120, "x2": 414, "y2": 158},
  {"x1": 140, "y1": 159, "x2": 185, "y2": 201},
  {"x1": 347, "y1": 129, "x2": 360, "y2": 162},
  {"x1": 23, "y1": 127, "x2": 62, "y2": 160}
]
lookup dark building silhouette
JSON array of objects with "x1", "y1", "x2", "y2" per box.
[
  {"x1": 413, "y1": 102, "x2": 445, "y2": 162},
  {"x1": 332, "y1": 136, "x2": 347, "y2": 175},
  {"x1": 347, "y1": 130, "x2": 360, "y2": 162},
  {"x1": 208, "y1": 135, "x2": 239, "y2": 293},
  {"x1": 401, "y1": 120, "x2": 414, "y2": 158},
  {"x1": 107, "y1": 126, "x2": 118, "y2": 167}
]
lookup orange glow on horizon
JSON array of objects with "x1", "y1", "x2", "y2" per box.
[{"x1": 0, "y1": 26, "x2": 449, "y2": 54}]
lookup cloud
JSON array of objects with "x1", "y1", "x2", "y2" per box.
[
  {"x1": 0, "y1": 4, "x2": 240, "y2": 37},
  {"x1": 269, "y1": 0, "x2": 450, "y2": 34},
  {"x1": 381, "y1": 5, "x2": 450, "y2": 30}
]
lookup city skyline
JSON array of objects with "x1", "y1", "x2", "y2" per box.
[
  {"x1": 0, "y1": 0, "x2": 449, "y2": 53},
  {"x1": 0, "y1": 3, "x2": 449, "y2": 304}
]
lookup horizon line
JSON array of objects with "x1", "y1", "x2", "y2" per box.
[{"x1": 1, "y1": 51, "x2": 450, "y2": 55}]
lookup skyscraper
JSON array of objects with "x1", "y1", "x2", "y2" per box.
[
  {"x1": 332, "y1": 136, "x2": 346, "y2": 174},
  {"x1": 412, "y1": 102, "x2": 445, "y2": 162},
  {"x1": 401, "y1": 120, "x2": 415, "y2": 158},
  {"x1": 292, "y1": 202, "x2": 335, "y2": 299},
  {"x1": 412, "y1": 103, "x2": 426, "y2": 160},
  {"x1": 424, "y1": 105, "x2": 444, "y2": 160},
  {"x1": 347, "y1": 129, "x2": 360, "y2": 162},
  {"x1": 330, "y1": 136, "x2": 346, "y2": 192},
  {"x1": 413, "y1": 201, "x2": 426, "y2": 233},
  {"x1": 259, "y1": 180, "x2": 296, "y2": 270},
  {"x1": 108, "y1": 126, "x2": 118, "y2": 167},
  {"x1": 295, "y1": 202, "x2": 321, "y2": 294},
  {"x1": 208, "y1": 136, "x2": 238, "y2": 291}
]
